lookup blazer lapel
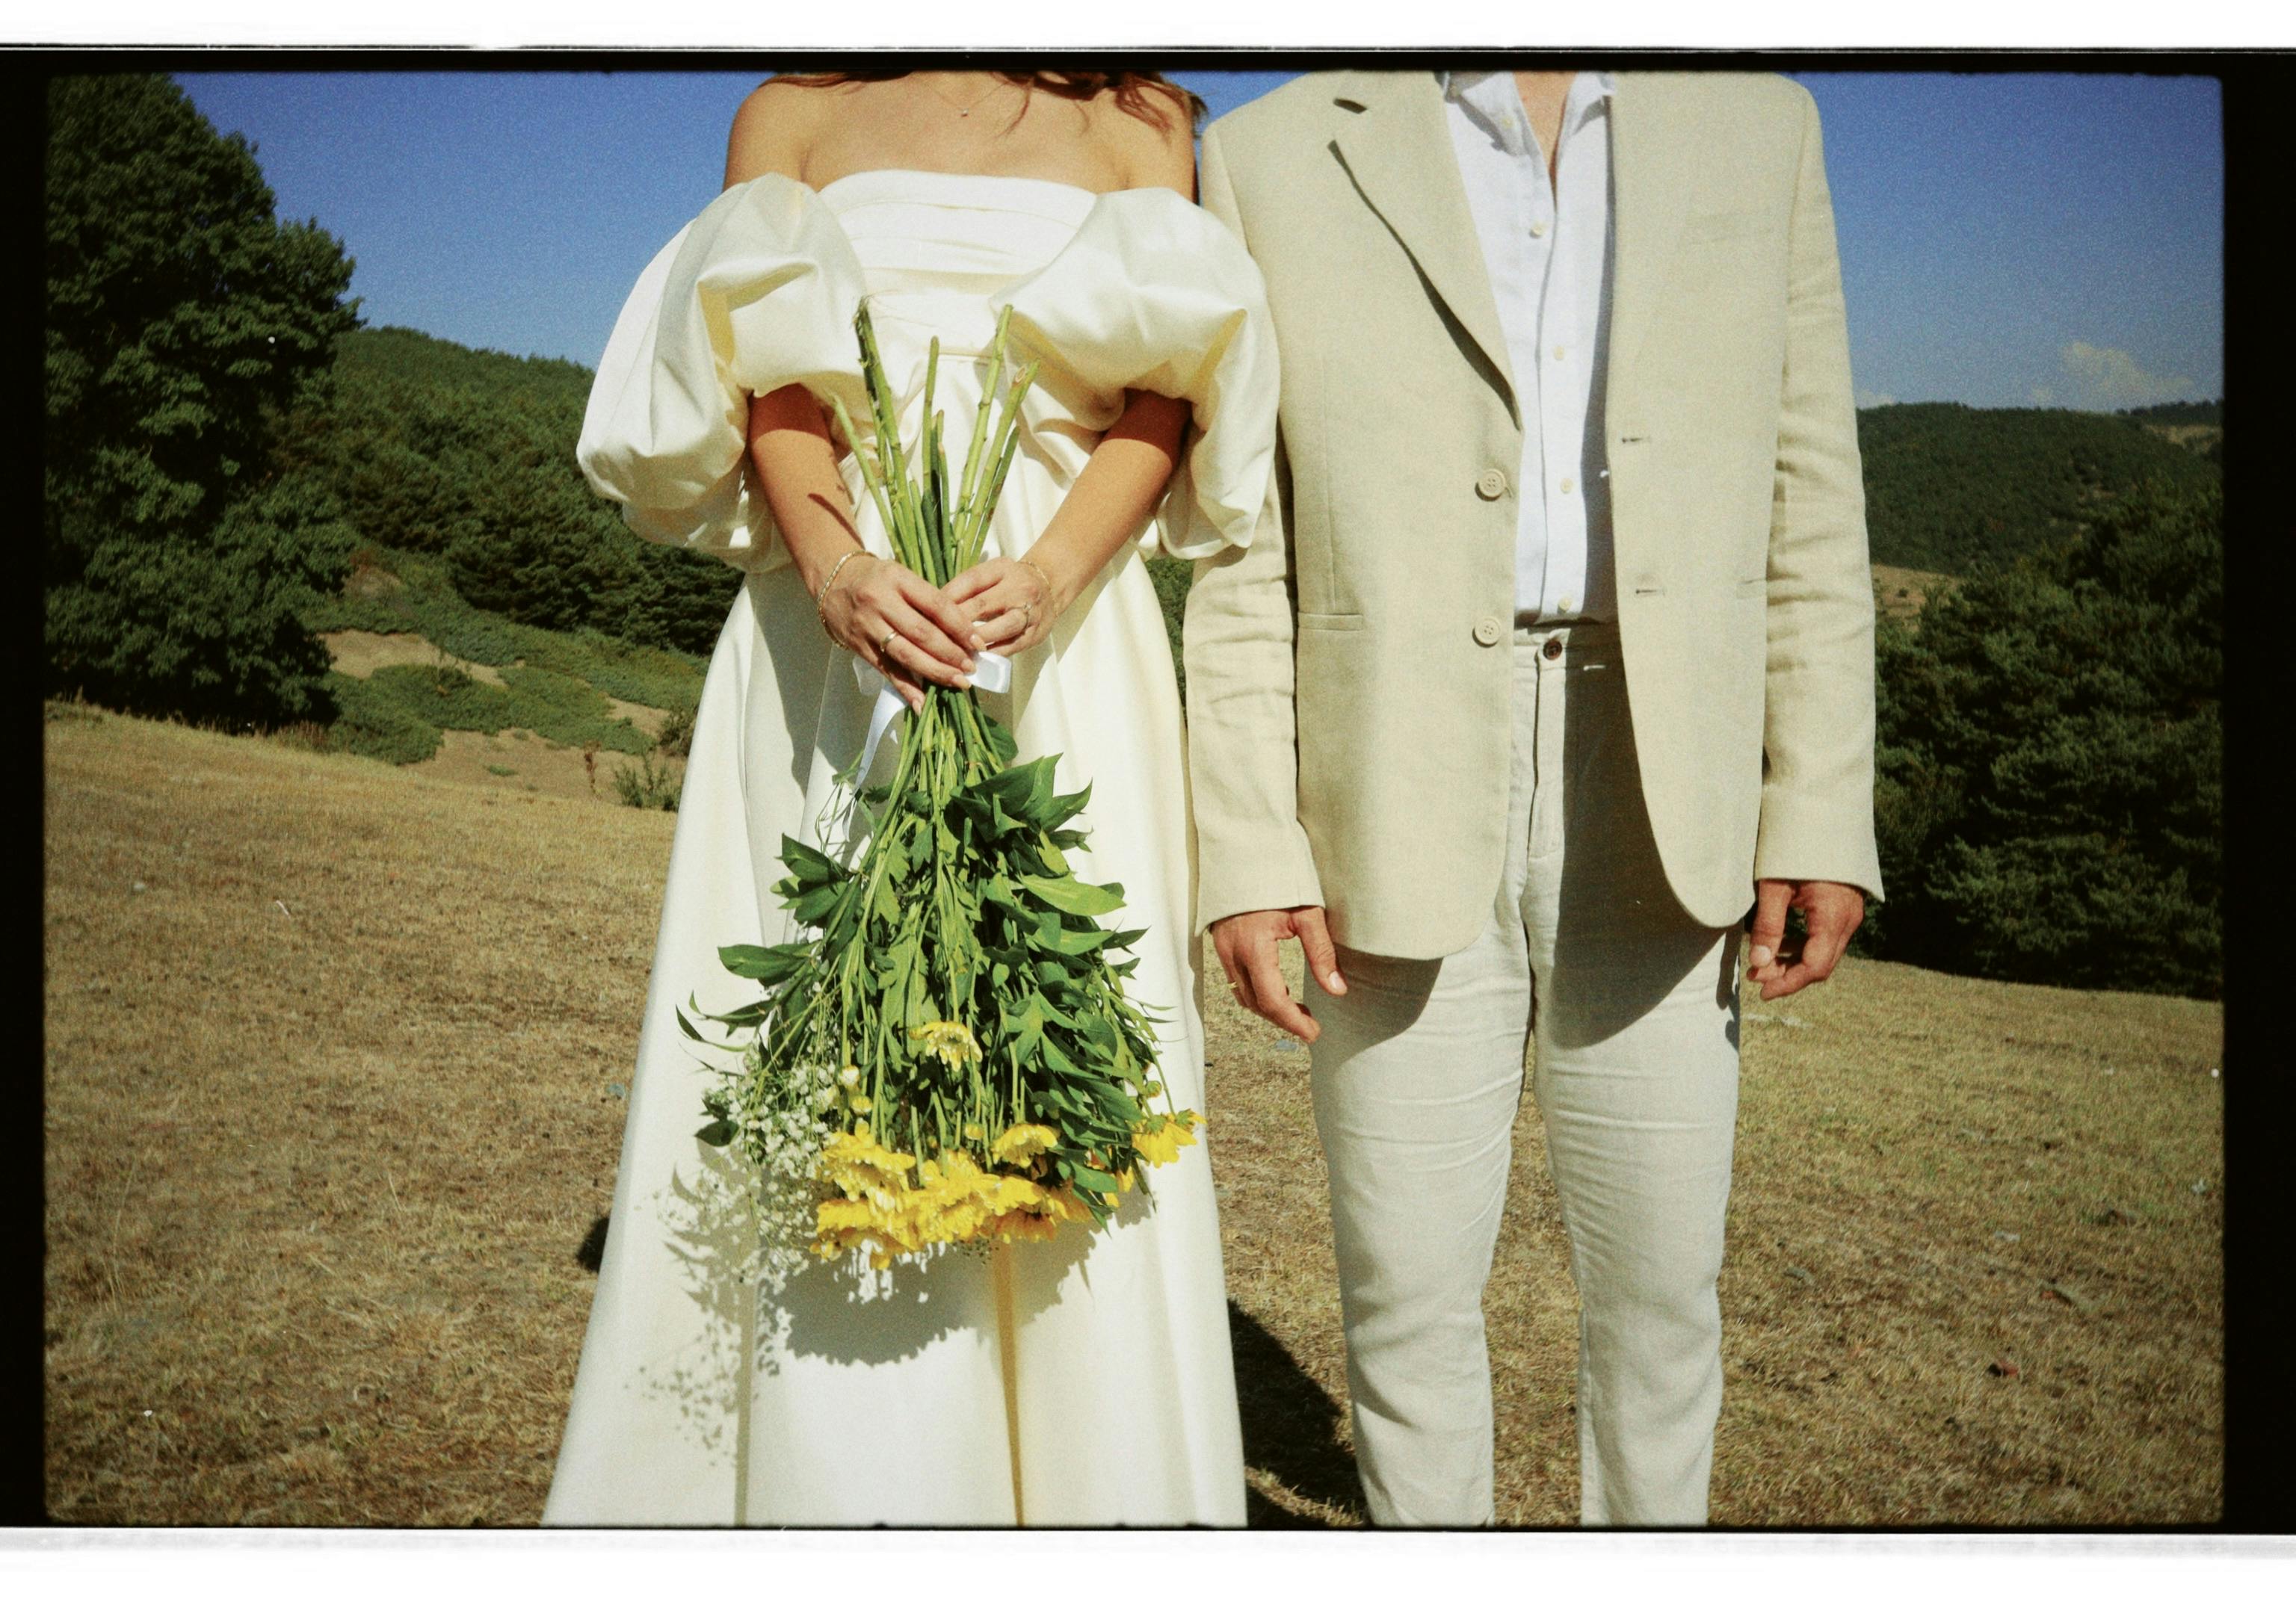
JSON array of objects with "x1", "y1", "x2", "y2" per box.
[
  {"x1": 1604, "y1": 72, "x2": 1695, "y2": 416},
  {"x1": 1330, "y1": 71, "x2": 1519, "y2": 422}
]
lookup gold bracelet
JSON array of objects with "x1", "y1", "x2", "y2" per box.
[
  {"x1": 815, "y1": 548, "x2": 876, "y2": 643},
  {"x1": 1019, "y1": 557, "x2": 1053, "y2": 600}
]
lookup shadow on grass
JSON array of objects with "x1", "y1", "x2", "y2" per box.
[
  {"x1": 1229, "y1": 1298, "x2": 1366, "y2": 1527},
  {"x1": 576, "y1": 1214, "x2": 609, "y2": 1274}
]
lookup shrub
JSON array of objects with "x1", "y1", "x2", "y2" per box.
[
  {"x1": 1146, "y1": 554, "x2": 1190, "y2": 697},
  {"x1": 47, "y1": 476, "x2": 358, "y2": 728},
  {"x1": 611, "y1": 752, "x2": 683, "y2": 811},
  {"x1": 655, "y1": 700, "x2": 697, "y2": 760},
  {"x1": 497, "y1": 666, "x2": 650, "y2": 755},
  {"x1": 324, "y1": 672, "x2": 444, "y2": 765}
]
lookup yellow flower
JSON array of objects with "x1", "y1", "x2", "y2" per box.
[
  {"x1": 987, "y1": 1174, "x2": 1050, "y2": 1214},
  {"x1": 910, "y1": 1020, "x2": 984, "y2": 1070},
  {"x1": 1132, "y1": 1110, "x2": 1202, "y2": 1167},
  {"x1": 820, "y1": 1125, "x2": 916, "y2": 1208},
  {"x1": 963, "y1": 1123, "x2": 985, "y2": 1142},
  {"x1": 990, "y1": 1123, "x2": 1058, "y2": 1166},
  {"x1": 993, "y1": 1210, "x2": 1062, "y2": 1243}
]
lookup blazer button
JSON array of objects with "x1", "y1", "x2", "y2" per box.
[
  {"x1": 1473, "y1": 617, "x2": 1502, "y2": 646},
  {"x1": 1475, "y1": 468, "x2": 1508, "y2": 500}
]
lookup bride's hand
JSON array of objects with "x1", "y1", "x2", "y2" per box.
[
  {"x1": 817, "y1": 552, "x2": 979, "y2": 711},
  {"x1": 944, "y1": 557, "x2": 1063, "y2": 655}
]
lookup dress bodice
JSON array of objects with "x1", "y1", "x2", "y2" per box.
[{"x1": 576, "y1": 169, "x2": 1278, "y2": 574}]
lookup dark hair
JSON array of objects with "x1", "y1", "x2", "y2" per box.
[{"x1": 770, "y1": 70, "x2": 1206, "y2": 135}]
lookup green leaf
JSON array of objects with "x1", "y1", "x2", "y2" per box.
[
  {"x1": 718, "y1": 941, "x2": 812, "y2": 984},
  {"x1": 787, "y1": 883, "x2": 843, "y2": 924},
  {"x1": 1034, "y1": 915, "x2": 1116, "y2": 957},
  {"x1": 1018, "y1": 873, "x2": 1124, "y2": 918},
  {"x1": 702, "y1": 998, "x2": 776, "y2": 1030},
  {"x1": 697, "y1": 1119, "x2": 736, "y2": 1147},
  {"x1": 981, "y1": 716, "x2": 1019, "y2": 765},
  {"x1": 780, "y1": 836, "x2": 845, "y2": 887}
]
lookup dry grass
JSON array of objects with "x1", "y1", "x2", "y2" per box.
[
  {"x1": 44, "y1": 708, "x2": 2222, "y2": 1527},
  {"x1": 1871, "y1": 564, "x2": 1954, "y2": 621},
  {"x1": 323, "y1": 629, "x2": 509, "y2": 689}
]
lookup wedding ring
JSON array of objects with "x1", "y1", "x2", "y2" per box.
[{"x1": 880, "y1": 630, "x2": 898, "y2": 658}]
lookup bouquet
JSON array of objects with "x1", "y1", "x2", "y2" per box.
[{"x1": 688, "y1": 303, "x2": 1200, "y2": 1275}]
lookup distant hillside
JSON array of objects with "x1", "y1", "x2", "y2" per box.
[
  {"x1": 290, "y1": 332, "x2": 2225, "y2": 646},
  {"x1": 280, "y1": 326, "x2": 742, "y2": 660},
  {"x1": 2121, "y1": 399, "x2": 2222, "y2": 427},
  {"x1": 1857, "y1": 402, "x2": 2221, "y2": 576}
]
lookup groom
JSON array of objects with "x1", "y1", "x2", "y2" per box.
[{"x1": 1185, "y1": 69, "x2": 1881, "y2": 1525}]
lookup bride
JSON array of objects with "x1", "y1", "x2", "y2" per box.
[{"x1": 541, "y1": 70, "x2": 1276, "y2": 1527}]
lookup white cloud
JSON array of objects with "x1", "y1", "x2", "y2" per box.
[
  {"x1": 1855, "y1": 388, "x2": 1898, "y2": 409},
  {"x1": 2030, "y1": 384, "x2": 2057, "y2": 406},
  {"x1": 2058, "y1": 341, "x2": 2195, "y2": 410}
]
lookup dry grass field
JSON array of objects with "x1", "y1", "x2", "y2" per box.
[
  {"x1": 43, "y1": 705, "x2": 2224, "y2": 1527},
  {"x1": 1871, "y1": 564, "x2": 1954, "y2": 621}
]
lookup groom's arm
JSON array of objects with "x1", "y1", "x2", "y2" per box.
[
  {"x1": 1749, "y1": 82, "x2": 1882, "y2": 995},
  {"x1": 1186, "y1": 122, "x2": 1336, "y2": 1033}
]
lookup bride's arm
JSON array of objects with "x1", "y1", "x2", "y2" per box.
[
  {"x1": 725, "y1": 81, "x2": 979, "y2": 709},
  {"x1": 943, "y1": 84, "x2": 1200, "y2": 652}
]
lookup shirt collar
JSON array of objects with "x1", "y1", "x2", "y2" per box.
[{"x1": 1442, "y1": 69, "x2": 1615, "y2": 155}]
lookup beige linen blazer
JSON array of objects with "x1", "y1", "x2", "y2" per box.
[{"x1": 1185, "y1": 69, "x2": 1884, "y2": 958}]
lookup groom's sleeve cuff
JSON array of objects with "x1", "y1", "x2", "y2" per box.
[
  {"x1": 1750, "y1": 787, "x2": 1885, "y2": 903},
  {"x1": 1193, "y1": 834, "x2": 1324, "y2": 939}
]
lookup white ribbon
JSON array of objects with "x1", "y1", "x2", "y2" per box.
[{"x1": 853, "y1": 648, "x2": 1013, "y2": 773}]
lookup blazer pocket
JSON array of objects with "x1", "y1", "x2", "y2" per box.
[
  {"x1": 1295, "y1": 610, "x2": 1366, "y2": 632},
  {"x1": 1680, "y1": 209, "x2": 1768, "y2": 244}
]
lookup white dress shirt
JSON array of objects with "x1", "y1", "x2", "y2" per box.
[{"x1": 1442, "y1": 69, "x2": 1616, "y2": 622}]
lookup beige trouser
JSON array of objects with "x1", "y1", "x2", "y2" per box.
[{"x1": 1309, "y1": 622, "x2": 1743, "y2": 1527}]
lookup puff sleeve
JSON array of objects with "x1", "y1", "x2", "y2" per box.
[
  {"x1": 576, "y1": 176, "x2": 870, "y2": 572},
  {"x1": 989, "y1": 189, "x2": 1279, "y2": 560}
]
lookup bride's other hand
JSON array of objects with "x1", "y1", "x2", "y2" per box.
[
  {"x1": 945, "y1": 556, "x2": 1064, "y2": 655},
  {"x1": 818, "y1": 553, "x2": 979, "y2": 710}
]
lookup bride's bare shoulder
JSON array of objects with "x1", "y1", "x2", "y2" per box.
[
  {"x1": 723, "y1": 76, "x2": 844, "y2": 189},
  {"x1": 1093, "y1": 80, "x2": 1198, "y2": 200}
]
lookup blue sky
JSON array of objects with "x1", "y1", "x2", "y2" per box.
[{"x1": 172, "y1": 67, "x2": 2222, "y2": 411}]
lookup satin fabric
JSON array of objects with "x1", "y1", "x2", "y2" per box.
[{"x1": 543, "y1": 170, "x2": 1271, "y2": 1527}]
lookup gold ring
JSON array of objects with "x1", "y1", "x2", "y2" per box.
[{"x1": 880, "y1": 631, "x2": 898, "y2": 658}]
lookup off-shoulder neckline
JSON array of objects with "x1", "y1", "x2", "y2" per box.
[{"x1": 811, "y1": 167, "x2": 1114, "y2": 202}]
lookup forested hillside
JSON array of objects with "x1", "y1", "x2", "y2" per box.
[
  {"x1": 1859, "y1": 401, "x2": 2221, "y2": 576},
  {"x1": 280, "y1": 325, "x2": 744, "y2": 659}
]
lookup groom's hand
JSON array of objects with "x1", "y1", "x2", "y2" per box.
[
  {"x1": 1746, "y1": 879, "x2": 1865, "y2": 1001},
  {"x1": 1211, "y1": 907, "x2": 1347, "y2": 1043}
]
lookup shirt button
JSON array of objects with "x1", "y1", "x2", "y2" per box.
[
  {"x1": 1558, "y1": 596, "x2": 1577, "y2": 613},
  {"x1": 1552, "y1": 344, "x2": 1567, "y2": 360},
  {"x1": 1542, "y1": 637, "x2": 1564, "y2": 661},
  {"x1": 1475, "y1": 468, "x2": 1508, "y2": 500},
  {"x1": 1530, "y1": 220, "x2": 1549, "y2": 238},
  {"x1": 1474, "y1": 618, "x2": 1503, "y2": 647},
  {"x1": 1560, "y1": 477, "x2": 1576, "y2": 495}
]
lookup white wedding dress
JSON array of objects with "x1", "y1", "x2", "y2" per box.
[{"x1": 541, "y1": 169, "x2": 1277, "y2": 1527}]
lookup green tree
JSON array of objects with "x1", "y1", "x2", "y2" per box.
[
  {"x1": 1868, "y1": 478, "x2": 2221, "y2": 996},
  {"x1": 46, "y1": 72, "x2": 361, "y2": 724}
]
